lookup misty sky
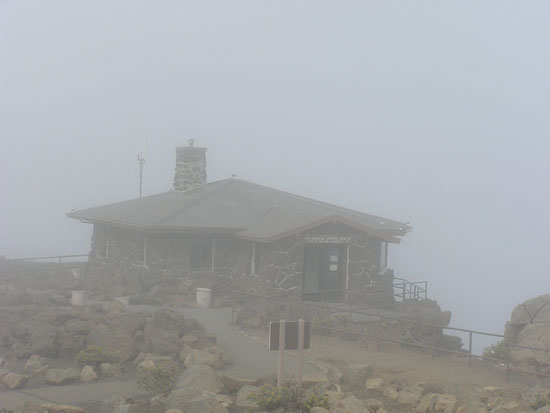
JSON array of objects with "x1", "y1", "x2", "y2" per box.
[{"x1": 1, "y1": 1, "x2": 549, "y2": 351}]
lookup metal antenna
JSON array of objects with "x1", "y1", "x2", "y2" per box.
[{"x1": 137, "y1": 139, "x2": 147, "y2": 198}]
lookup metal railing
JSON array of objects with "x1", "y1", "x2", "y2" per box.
[
  {"x1": 230, "y1": 289, "x2": 550, "y2": 381},
  {"x1": 393, "y1": 278, "x2": 428, "y2": 301},
  {"x1": 2, "y1": 254, "x2": 89, "y2": 276}
]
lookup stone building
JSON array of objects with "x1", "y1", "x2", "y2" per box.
[{"x1": 68, "y1": 141, "x2": 412, "y2": 300}]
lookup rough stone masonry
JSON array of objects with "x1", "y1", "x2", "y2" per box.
[{"x1": 172, "y1": 139, "x2": 207, "y2": 192}]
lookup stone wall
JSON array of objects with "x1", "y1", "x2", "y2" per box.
[
  {"x1": 255, "y1": 222, "x2": 384, "y2": 294},
  {"x1": 86, "y1": 221, "x2": 387, "y2": 298}
]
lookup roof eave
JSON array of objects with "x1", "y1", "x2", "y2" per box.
[
  {"x1": 235, "y1": 214, "x2": 404, "y2": 244},
  {"x1": 67, "y1": 213, "x2": 245, "y2": 235}
]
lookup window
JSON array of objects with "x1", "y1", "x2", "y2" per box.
[
  {"x1": 251, "y1": 242, "x2": 261, "y2": 274},
  {"x1": 137, "y1": 233, "x2": 147, "y2": 266},
  {"x1": 379, "y1": 241, "x2": 388, "y2": 270},
  {"x1": 95, "y1": 225, "x2": 109, "y2": 259},
  {"x1": 190, "y1": 237, "x2": 213, "y2": 271}
]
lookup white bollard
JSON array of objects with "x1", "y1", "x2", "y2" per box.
[
  {"x1": 71, "y1": 290, "x2": 85, "y2": 307},
  {"x1": 196, "y1": 288, "x2": 212, "y2": 308}
]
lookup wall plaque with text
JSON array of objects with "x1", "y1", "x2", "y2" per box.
[{"x1": 304, "y1": 235, "x2": 352, "y2": 244}]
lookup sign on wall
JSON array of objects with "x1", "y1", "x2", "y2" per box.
[{"x1": 304, "y1": 235, "x2": 352, "y2": 244}]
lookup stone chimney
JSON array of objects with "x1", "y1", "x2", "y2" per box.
[{"x1": 173, "y1": 139, "x2": 207, "y2": 192}]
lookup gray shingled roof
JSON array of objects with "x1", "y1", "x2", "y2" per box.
[{"x1": 68, "y1": 179, "x2": 411, "y2": 243}]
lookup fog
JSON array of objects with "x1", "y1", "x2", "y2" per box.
[{"x1": 1, "y1": 1, "x2": 549, "y2": 351}]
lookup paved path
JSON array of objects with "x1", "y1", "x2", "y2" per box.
[
  {"x1": 1, "y1": 379, "x2": 147, "y2": 410},
  {"x1": 0, "y1": 305, "x2": 320, "y2": 410},
  {"x1": 133, "y1": 305, "x2": 320, "y2": 379}
]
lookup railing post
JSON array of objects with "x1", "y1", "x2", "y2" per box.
[
  {"x1": 431, "y1": 325, "x2": 437, "y2": 360},
  {"x1": 468, "y1": 331, "x2": 473, "y2": 368},
  {"x1": 424, "y1": 281, "x2": 428, "y2": 299},
  {"x1": 505, "y1": 342, "x2": 510, "y2": 382}
]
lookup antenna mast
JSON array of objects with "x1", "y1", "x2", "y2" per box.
[{"x1": 137, "y1": 140, "x2": 147, "y2": 198}]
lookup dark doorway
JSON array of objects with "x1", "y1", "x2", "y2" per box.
[{"x1": 303, "y1": 244, "x2": 347, "y2": 301}]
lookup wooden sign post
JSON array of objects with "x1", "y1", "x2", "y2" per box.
[
  {"x1": 296, "y1": 319, "x2": 305, "y2": 387},
  {"x1": 277, "y1": 320, "x2": 285, "y2": 388},
  {"x1": 269, "y1": 319, "x2": 310, "y2": 388}
]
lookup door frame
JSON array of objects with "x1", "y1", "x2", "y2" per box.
[{"x1": 302, "y1": 243, "x2": 349, "y2": 301}]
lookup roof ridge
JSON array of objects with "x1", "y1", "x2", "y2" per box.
[
  {"x1": 153, "y1": 178, "x2": 234, "y2": 226},
  {"x1": 235, "y1": 179, "x2": 407, "y2": 229}
]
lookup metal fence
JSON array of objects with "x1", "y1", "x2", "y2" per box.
[
  {"x1": 230, "y1": 290, "x2": 550, "y2": 381},
  {"x1": 2, "y1": 254, "x2": 89, "y2": 277}
]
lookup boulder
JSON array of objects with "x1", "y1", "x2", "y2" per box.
[
  {"x1": 236, "y1": 385, "x2": 259, "y2": 408},
  {"x1": 397, "y1": 386, "x2": 423, "y2": 406},
  {"x1": 178, "y1": 391, "x2": 229, "y2": 413},
  {"x1": 325, "y1": 388, "x2": 344, "y2": 407},
  {"x1": 505, "y1": 295, "x2": 550, "y2": 368},
  {"x1": 3, "y1": 372, "x2": 28, "y2": 389},
  {"x1": 80, "y1": 365, "x2": 98, "y2": 382},
  {"x1": 30, "y1": 365, "x2": 49, "y2": 378},
  {"x1": 365, "y1": 378, "x2": 384, "y2": 390},
  {"x1": 509, "y1": 294, "x2": 550, "y2": 326},
  {"x1": 24, "y1": 354, "x2": 48, "y2": 372},
  {"x1": 178, "y1": 345, "x2": 193, "y2": 362},
  {"x1": 138, "y1": 359, "x2": 157, "y2": 371},
  {"x1": 143, "y1": 309, "x2": 187, "y2": 357},
  {"x1": 216, "y1": 394, "x2": 232, "y2": 409},
  {"x1": 327, "y1": 366, "x2": 343, "y2": 384},
  {"x1": 492, "y1": 402, "x2": 520, "y2": 413},
  {"x1": 434, "y1": 394, "x2": 457, "y2": 412},
  {"x1": 342, "y1": 363, "x2": 373, "y2": 388},
  {"x1": 310, "y1": 408, "x2": 330, "y2": 413},
  {"x1": 134, "y1": 353, "x2": 172, "y2": 369},
  {"x1": 509, "y1": 323, "x2": 550, "y2": 366},
  {"x1": 219, "y1": 373, "x2": 257, "y2": 393},
  {"x1": 39, "y1": 403, "x2": 86, "y2": 413},
  {"x1": 182, "y1": 329, "x2": 217, "y2": 350},
  {"x1": 99, "y1": 362, "x2": 121, "y2": 377},
  {"x1": 46, "y1": 368, "x2": 79, "y2": 385},
  {"x1": 166, "y1": 364, "x2": 225, "y2": 409},
  {"x1": 10, "y1": 320, "x2": 58, "y2": 358},
  {"x1": 365, "y1": 398, "x2": 384, "y2": 412},
  {"x1": 184, "y1": 345, "x2": 230, "y2": 369},
  {"x1": 416, "y1": 393, "x2": 438, "y2": 413},
  {"x1": 334, "y1": 395, "x2": 368, "y2": 413},
  {"x1": 382, "y1": 384, "x2": 399, "y2": 401},
  {"x1": 86, "y1": 324, "x2": 134, "y2": 362}
]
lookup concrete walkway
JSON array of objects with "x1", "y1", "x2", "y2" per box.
[
  {"x1": 1, "y1": 379, "x2": 147, "y2": 410},
  {"x1": 0, "y1": 305, "x2": 320, "y2": 410},
  {"x1": 133, "y1": 305, "x2": 320, "y2": 379}
]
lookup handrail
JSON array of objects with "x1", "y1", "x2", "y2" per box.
[
  {"x1": 233, "y1": 290, "x2": 502, "y2": 336},
  {"x1": 298, "y1": 278, "x2": 429, "y2": 303},
  {"x1": 230, "y1": 290, "x2": 550, "y2": 381},
  {"x1": 8, "y1": 254, "x2": 88, "y2": 262}
]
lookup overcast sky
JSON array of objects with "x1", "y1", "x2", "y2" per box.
[{"x1": 1, "y1": 1, "x2": 549, "y2": 351}]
